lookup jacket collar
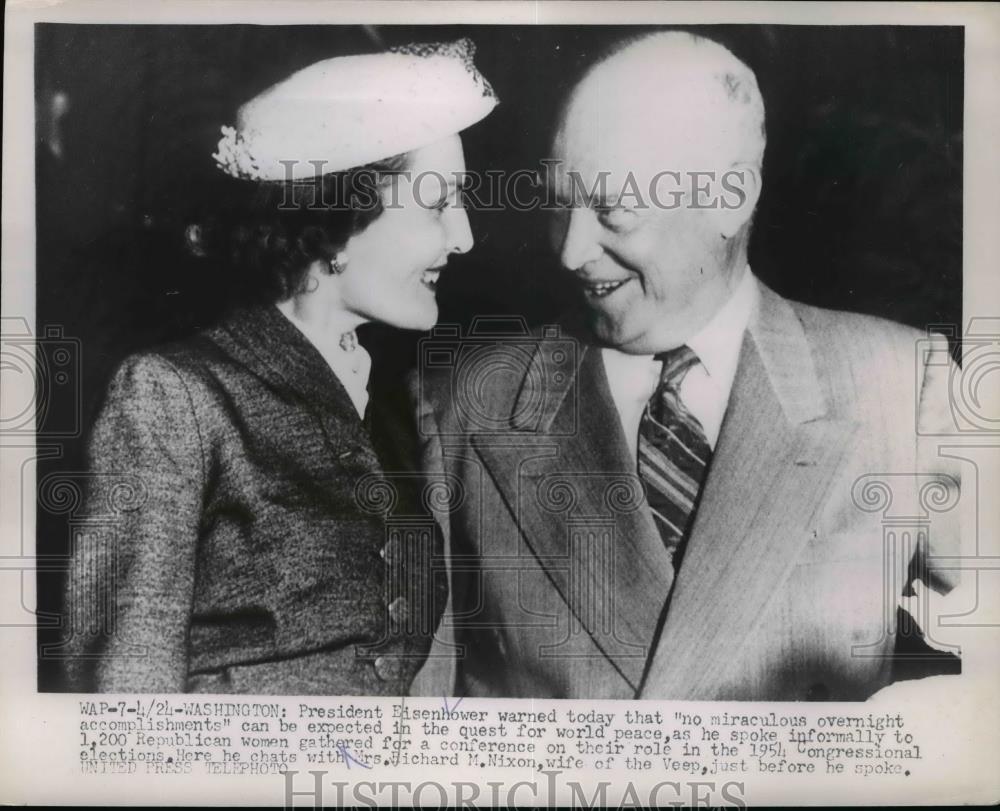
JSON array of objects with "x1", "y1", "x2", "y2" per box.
[
  {"x1": 210, "y1": 303, "x2": 365, "y2": 426},
  {"x1": 471, "y1": 333, "x2": 672, "y2": 691}
]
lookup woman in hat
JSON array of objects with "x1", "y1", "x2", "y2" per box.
[{"x1": 64, "y1": 40, "x2": 496, "y2": 695}]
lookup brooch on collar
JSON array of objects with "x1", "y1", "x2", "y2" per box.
[{"x1": 339, "y1": 331, "x2": 359, "y2": 354}]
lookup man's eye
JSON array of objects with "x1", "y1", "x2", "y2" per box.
[{"x1": 597, "y1": 206, "x2": 637, "y2": 229}]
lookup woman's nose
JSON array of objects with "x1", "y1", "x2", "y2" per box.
[{"x1": 447, "y1": 205, "x2": 474, "y2": 255}]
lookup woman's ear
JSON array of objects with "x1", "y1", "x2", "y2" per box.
[
  {"x1": 717, "y1": 163, "x2": 761, "y2": 239},
  {"x1": 300, "y1": 259, "x2": 328, "y2": 294}
]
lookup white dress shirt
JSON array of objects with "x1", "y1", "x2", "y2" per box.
[{"x1": 602, "y1": 266, "x2": 758, "y2": 460}]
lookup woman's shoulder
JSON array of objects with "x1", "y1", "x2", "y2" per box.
[
  {"x1": 113, "y1": 334, "x2": 218, "y2": 384},
  {"x1": 105, "y1": 328, "x2": 241, "y2": 415},
  {"x1": 104, "y1": 307, "x2": 297, "y2": 425}
]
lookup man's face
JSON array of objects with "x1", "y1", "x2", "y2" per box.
[{"x1": 549, "y1": 60, "x2": 753, "y2": 354}]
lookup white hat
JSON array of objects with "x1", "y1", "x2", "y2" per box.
[{"x1": 213, "y1": 38, "x2": 498, "y2": 181}]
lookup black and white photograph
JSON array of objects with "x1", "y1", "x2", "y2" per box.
[{"x1": 3, "y1": 1, "x2": 999, "y2": 806}]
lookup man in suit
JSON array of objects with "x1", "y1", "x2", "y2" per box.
[{"x1": 415, "y1": 31, "x2": 961, "y2": 700}]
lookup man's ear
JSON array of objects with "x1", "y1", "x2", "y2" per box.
[{"x1": 717, "y1": 162, "x2": 761, "y2": 239}]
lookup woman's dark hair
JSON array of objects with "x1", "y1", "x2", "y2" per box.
[{"x1": 188, "y1": 152, "x2": 409, "y2": 303}]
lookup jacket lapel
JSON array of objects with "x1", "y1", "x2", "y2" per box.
[
  {"x1": 472, "y1": 343, "x2": 673, "y2": 691},
  {"x1": 639, "y1": 282, "x2": 857, "y2": 699},
  {"x1": 212, "y1": 304, "x2": 372, "y2": 457}
]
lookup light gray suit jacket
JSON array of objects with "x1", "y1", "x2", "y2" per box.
[{"x1": 414, "y1": 277, "x2": 961, "y2": 700}]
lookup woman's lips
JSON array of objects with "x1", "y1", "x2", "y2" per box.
[{"x1": 421, "y1": 268, "x2": 442, "y2": 290}]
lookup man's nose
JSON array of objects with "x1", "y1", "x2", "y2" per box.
[
  {"x1": 447, "y1": 206, "x2": 474, "y2": 255},
  {"x1": 558, "y1": 206, "x2": 602, "y2": 270}
]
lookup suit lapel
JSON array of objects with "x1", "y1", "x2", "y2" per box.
[
  {"x1": 472, "y1": 343, "x2": 672, "y2": 691},
  {"x1": 214, "y1": 304, "x2": 371, "y2": 456},
  {"x1": 639, "y1": 282, "x2": 857, "y2": 699}
]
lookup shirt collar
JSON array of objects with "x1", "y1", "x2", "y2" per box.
[
  {"x1": 599, "y1": 266, "x2": 757, "y2": 393},
  {"x1": 687, "y1": 264, "x2": 757, "y2": 387}
]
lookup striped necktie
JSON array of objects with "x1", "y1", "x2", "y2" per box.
[{"x1": 637, "y1": 345, "x2": 713, "y2": 571}]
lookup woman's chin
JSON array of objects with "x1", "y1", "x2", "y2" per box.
[{"x1": 380, "y1": 303, "x2": 439, "y2": 332}]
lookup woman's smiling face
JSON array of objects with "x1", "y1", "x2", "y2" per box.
[{"x1": 337, "y1": 134, "x2": 473, "y2": 331}]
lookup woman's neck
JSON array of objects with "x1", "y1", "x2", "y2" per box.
[{"x1": 274, "y1": 293, "x2": 366, "y2": 358}]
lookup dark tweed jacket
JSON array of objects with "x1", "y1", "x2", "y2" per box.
[{"x1": 64, "y1": 304, "x2": 445, "y2": 695}]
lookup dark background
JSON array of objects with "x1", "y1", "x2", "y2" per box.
[{"x1": 35, "y1": 24, "x2": 963, "y2": 690}]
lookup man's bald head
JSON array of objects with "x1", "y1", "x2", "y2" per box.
[{"x1": 558, "y1": 31, "x2": 766, "y2": 178}]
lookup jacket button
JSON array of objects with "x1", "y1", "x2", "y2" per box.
[
  {"x1": 494, "y1": 628, "x2": 508, "y2": 657},
  {"x1": 373, "y1": 655, "x2": 404, "y2": 682},
  {"x1": 388, "y1": 597, "x2": 409, "y2": 628},
  {"x1": 381, "y1": 540, "x2": 399, "y2": 566},
  {"x1": 806, "y1": 682, "x2": 829, "y2": 701}
]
